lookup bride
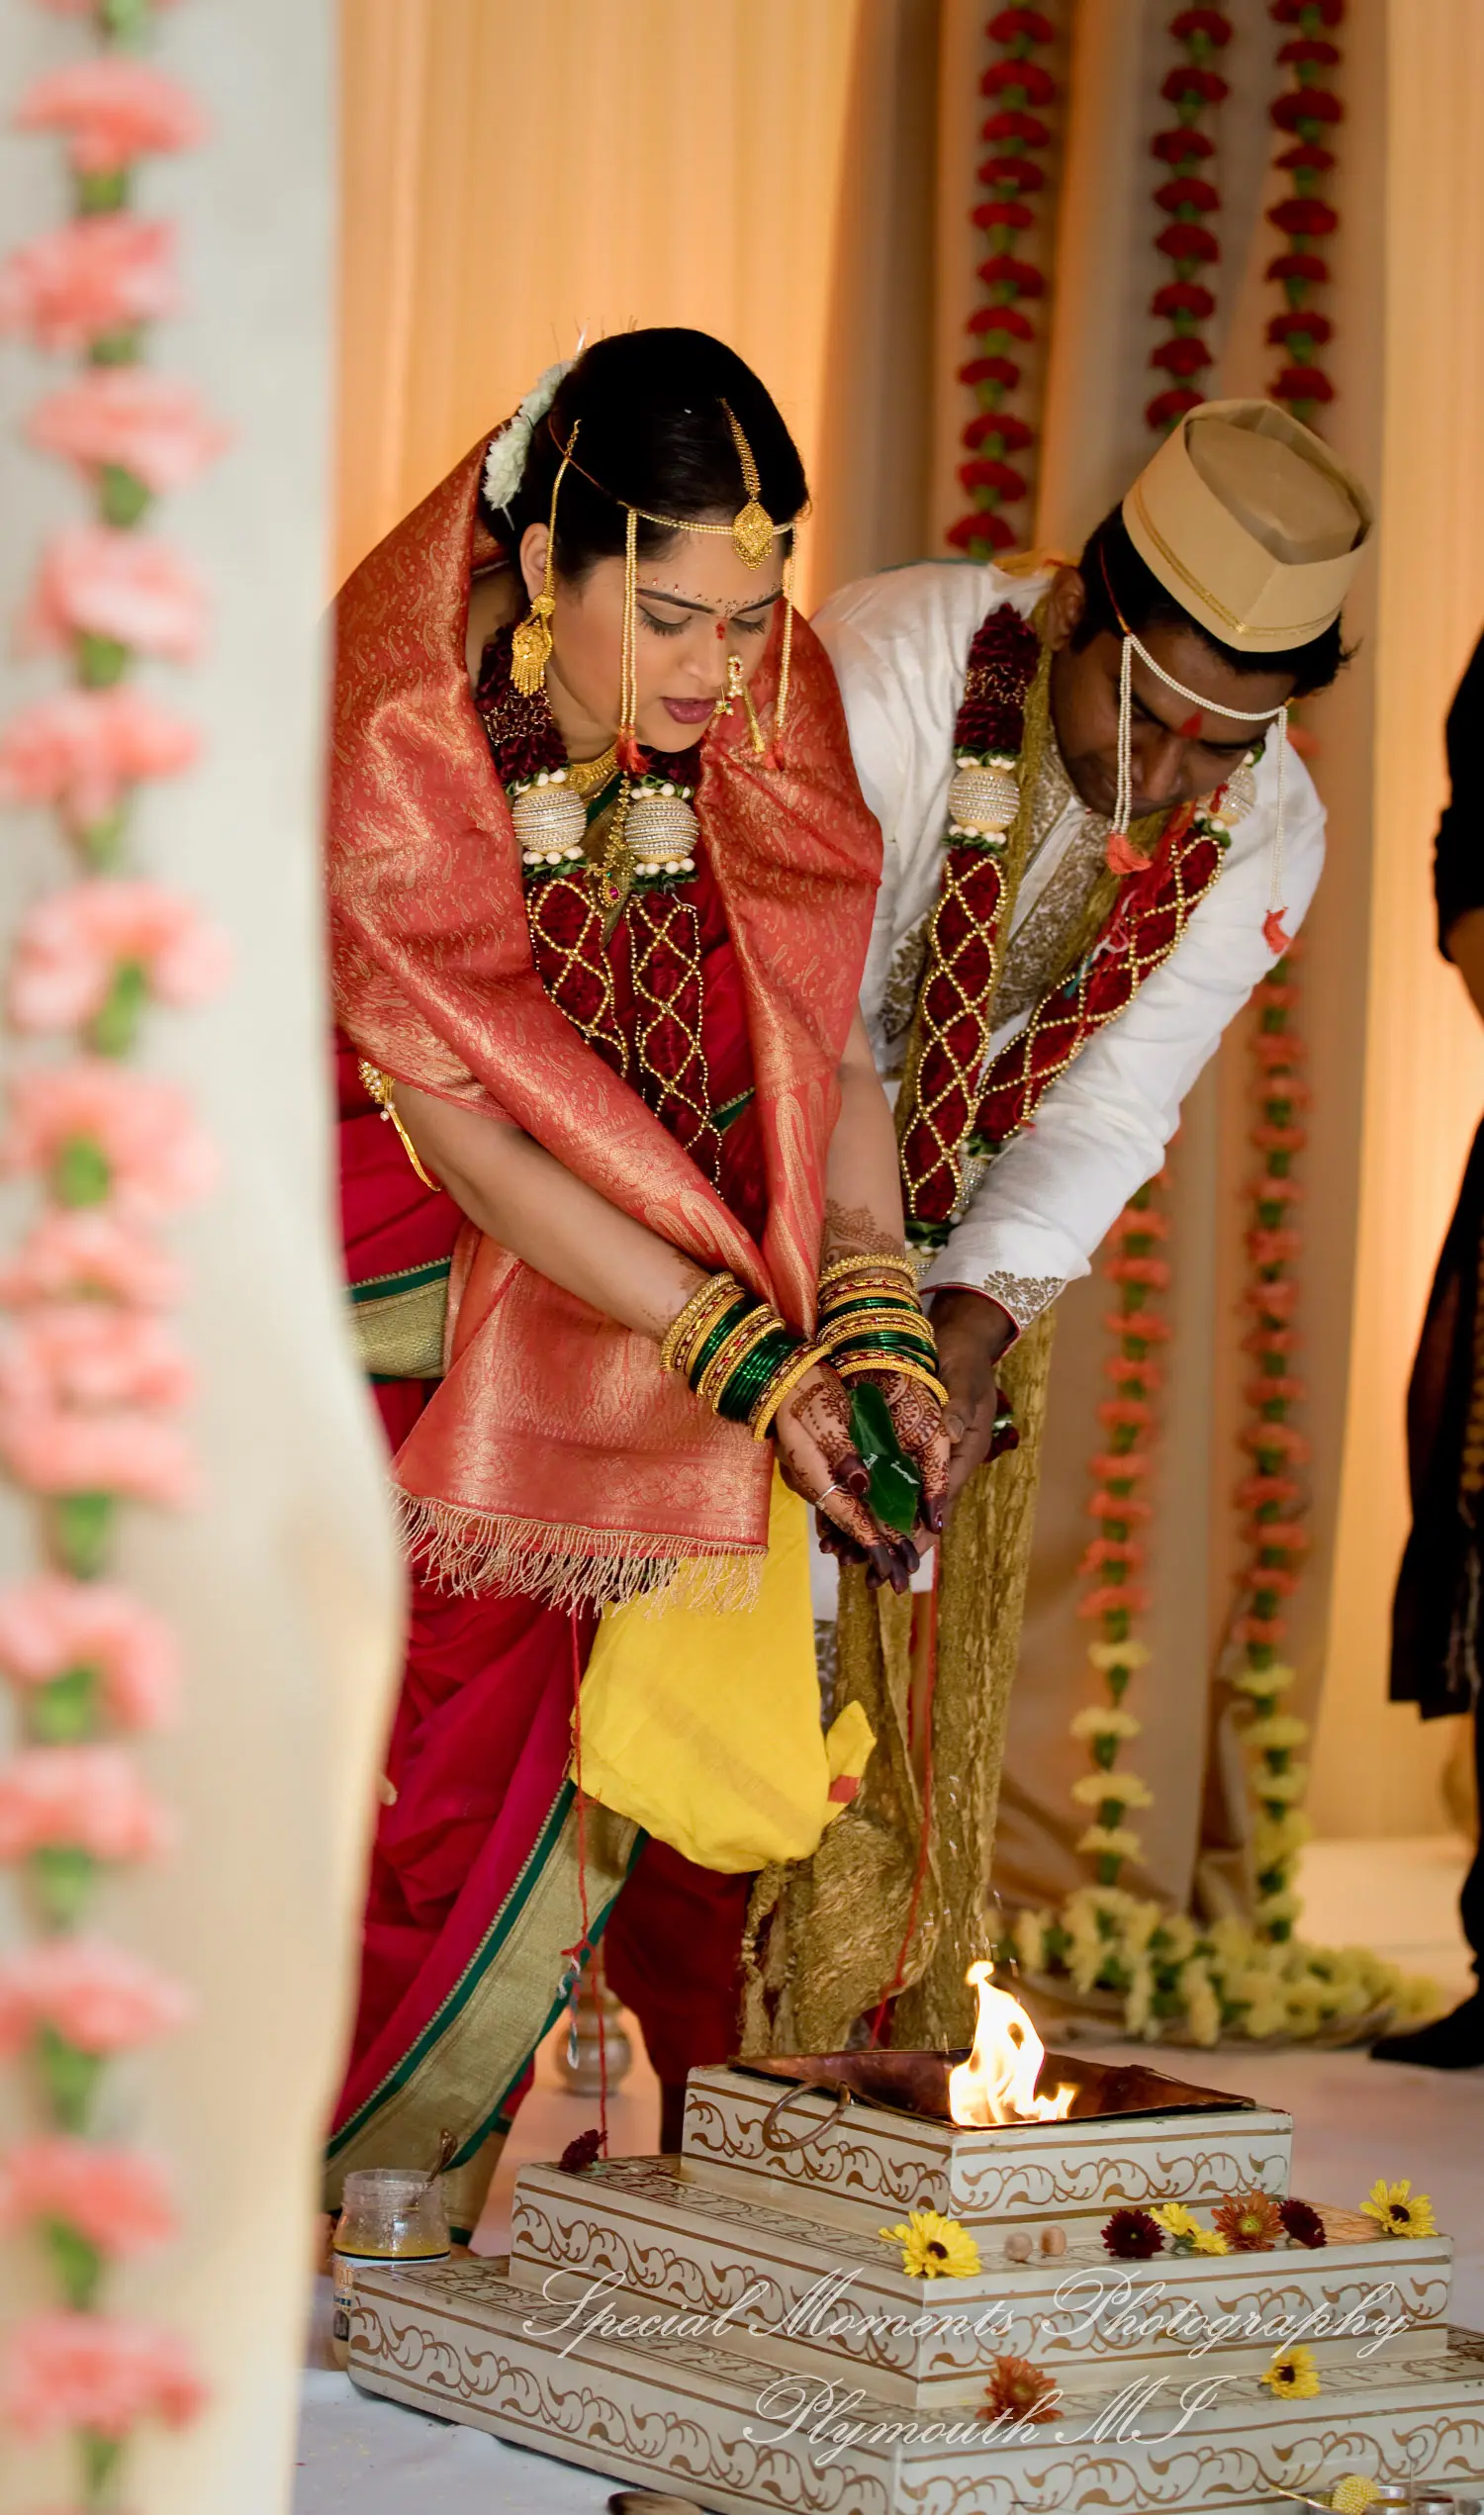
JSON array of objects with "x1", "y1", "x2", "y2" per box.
[{"x1": 325, "y1": 326, "x2": 948, "y2": 2235}]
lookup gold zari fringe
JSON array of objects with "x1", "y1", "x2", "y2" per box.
[
  {"x1": 742, "y1": 1309, "x2": 1056, "y2": 2053},
  {"x1": 394, "y1": 1490, "x2": 764, "y2": 1616}
]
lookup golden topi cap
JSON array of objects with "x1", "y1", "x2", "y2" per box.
[{"x1": 1122, "y1": 397, "x2": 1373, "y2": 653}]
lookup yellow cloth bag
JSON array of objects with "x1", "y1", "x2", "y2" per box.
[{"x1": 574, "y1": 1473, "x2": 875, "y2": 1873}]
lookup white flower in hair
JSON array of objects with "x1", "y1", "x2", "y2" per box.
[{"x1": 482, "y1": 357, "x2": 575, "y2": 515}]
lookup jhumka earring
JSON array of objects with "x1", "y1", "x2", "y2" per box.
[{"x1": 510, "y1": 420, "x2": 579, "y2": 698}]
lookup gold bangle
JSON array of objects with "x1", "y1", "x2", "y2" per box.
[
  {"x1": 816, "y1": 1305, "x2": 930, "y2": 1342},
  {"x1": 659, "y1": 1271, "x2": 743, "y2": 1376},
  {"x1": 817, "y1": 1252, "x2": 916, "y2": 1293},
  {"x1": 833, "y1": 1353, "x2": 949, "y2": 1407},
  {"x1": 750, "y1": 1341, "x2": 827, "y2": 1441},
  {"x1": 358, "y1": 1061, "x2": 442, "y2": 1194},
  {"x1": 696, "y1": 1305, "x2": 784, "y2": 1414}
]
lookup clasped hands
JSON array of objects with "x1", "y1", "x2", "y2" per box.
[{"x1": 777, "y1": 1289, "x2": 1019, "y2": 1588}]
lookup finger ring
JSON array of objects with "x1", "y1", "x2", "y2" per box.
[{"x1": 816, "y1": 1481, "x2": 843, "y2": 1508}]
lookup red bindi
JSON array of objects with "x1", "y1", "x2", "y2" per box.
[
  {"x1": 1178, "y1": 711, "x2": 1203, "y2": 739},
  {"x1": 715, "y1": 617, "x2": 726, "y2": 640}
]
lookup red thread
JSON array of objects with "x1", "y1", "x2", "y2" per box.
[
  {"x1": 869, "y1": 1587, "x2": 939, "y2": 2047},
  {"x1": 563, "y1": 1613, "x2": 609, "y2": 2157}
]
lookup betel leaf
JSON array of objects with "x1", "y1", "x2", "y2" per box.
[{"x1": 848, "y1": 1381, "x2": 923, "y2": 1536}]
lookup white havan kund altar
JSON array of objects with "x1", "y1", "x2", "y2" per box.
[{"x1": 344, "y1": 1998, "x2": 1484, "y2": 2514}]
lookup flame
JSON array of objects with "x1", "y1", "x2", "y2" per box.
[{"x1": 948, "y1": 1962, "x2": 1076, "y2": 2127}]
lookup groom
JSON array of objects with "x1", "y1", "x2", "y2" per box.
[
  {"x1": 817, "y1": 398, "x2": 1370, "y2": 1474},
  {"x1": 763, "y1": 400, "x2": 1376, "y2": 2049}
]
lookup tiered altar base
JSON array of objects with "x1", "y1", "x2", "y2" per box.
[{"x1": 347, "y1": 2062, "x2": 1484, "y2": 2512}]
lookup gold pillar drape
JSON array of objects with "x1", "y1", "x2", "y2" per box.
[{"x1": 338, "y1": 0, "x2": 939, "y2": 608}]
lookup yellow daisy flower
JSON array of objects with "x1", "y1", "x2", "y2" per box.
[
  {"x1": 1152, "y1": 2202, "x2": 1198, "y2": 2241},
  {"x1": 1259, "y1": 2343, "x2": 1321, "y2": 2399},
  {"x1": 1190, "y1": 2226, "x2": 1231, "y2": 2255},
  {"x1": 879, "y1": 2208, "x2": 981, "y2": 2280},
  {"x1": 1360, "y1": 2179, "x2": 1438, "y2": 2241}
]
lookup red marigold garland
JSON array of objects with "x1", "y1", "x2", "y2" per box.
[
  {"x1": 950, "y1": 7, "x2": 1059, "y2": 558},
  {"x1": 1147, "y1": 7, "x2": 1233, "y2": 430},
  {"x1": 1265, "y1": 0, "x2": 1344, "y2": 424},
  {"x1": 1070, "y1": 1178, "x2": 1169, "y2": 1888}
]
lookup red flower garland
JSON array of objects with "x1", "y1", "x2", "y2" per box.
[
  {"x1": 1265, "y1": 0, "x2": 1345, "y2": 422},
  {"x1": 949, "y1": 8, "x2": 1059, "y2": 557},
  {"x1": 1147, "y1": 7, "x2": 1233, "y2": 431},
  {"x1": 1228, "y1": 1, "x2": 1344, "y2": 1942}
]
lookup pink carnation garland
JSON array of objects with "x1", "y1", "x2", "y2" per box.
[{"x1": 0, "y1": 0, "x2": 218, "y2": 2485}]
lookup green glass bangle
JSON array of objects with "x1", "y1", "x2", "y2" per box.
[
  {"x1": 687, "y1": 1295, "x2": 759, "y2": 1393},
  {"x1": 828, "y1": 1333, "x2": 940, "y2": 1371},
  {"x1": 716, "y1": 1328, "x2": 800, "y2": 1426}
]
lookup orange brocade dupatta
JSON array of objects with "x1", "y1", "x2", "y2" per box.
[{"x1": 327, "y1": 439, "x2": 881, "y2": 1608}]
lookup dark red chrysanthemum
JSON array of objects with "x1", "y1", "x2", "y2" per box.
[
  {"x1": 982, "y1": 56, "x2": 1057, "y2": 105},
  {"x1": 1271, "y1": 0, "x2": 1344, "y2": 21},
  {"x1": 1271, "y1": 87, "x2": 1343, "y2": 130},
  {"x1": 1161, "y1": 64, "x2": 1229, "y2": 105},
  {"x1": 1151, "y1": 335, "x2": 1212, "y2": 377},
  {"x1": 1278, "y1": 35, "x2": 1341, "y2": 65},
  {"x1": 977, "y1": 253, "x2": 1046, "y2": 296},
  {"x1": 1153, "y1": 278, "x2": 1216, "y2": 320},
  {"x1": 1152, "y1": 126, "x2": 1214, "y2": 162},
  {"x1": 1156, "y1": 174, "x2": 1220, "y2": 216},
  {"x1": 559, "y1": 2129, "x2": 603, "y2": 2175},
  {"x1": 1156, "y1": 221, "x2": 1219, "y2": 263},
  {"x1": 973, "y1": 197, "x2": 1036, "y2": 231},
  {"x1": 959, "y1": 456, "x2": 1029, "y2": 501},
  {"x1": 1171, "y1": 7, "x2": 1233, "y2": 41},
  {"x1": 964, "y1": 410, "x2": 1035, "y2": 452},
  {"x1": 981, "y1": 108, "x2": 1052, "y2": 146},
  {"x1": 1267, "y1": 196, "x2": 1339, "y2": 237},
  {"x1": 1272, "y1": 365, "x2": 1335, "y2": 403},
  {"x1": 947, "y1": 510, "x2": 1017, "y2": 555},
  {"x1": 959, "y1": 353, "x2": 1022, "y2": 388},
  {"x1": 1266, "y1": 249, "x2": 1330, "y2": 285},
  {"x1": 1265, "y1": 308, "x2": 1333, "y2": 346},
  {"x1": 1275, "y1": 140, "x2": 1336, "y2": 172},
  {"x1": 1102, "y1": 2208, "x2": 1165, "y2": 2261},
  {"x1": 967, "y1": 303, "x2": 1036, "y2": 340},
  {"x1": 988, "y1": 3, "x2": 1055, "y2": 39},
  {"x1": 1147, "y1": 386, "x2": 1205, "y2": 429},
  {"x1": 1278, "y1": 2199, "x2": 1329, "y2": 2249},
  {"x1": 978, "y1": 152, "x2": 1047, "y2": 191}
]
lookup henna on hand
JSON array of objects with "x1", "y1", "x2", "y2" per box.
[{"x1": 821, "y1": 1200, "x2": 910, "y2": 1264}]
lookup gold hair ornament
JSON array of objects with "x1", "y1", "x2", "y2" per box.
[
  {"x1": 510, "y1": 420, "x2": 579, "y2": 699},
  {"x1": 721, "y1": 399, "x2": 775, "y2": 568}
]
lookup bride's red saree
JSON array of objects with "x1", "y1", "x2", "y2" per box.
[{"x1": 324, "y1": 430, "x2": 880, "y2": 2232}]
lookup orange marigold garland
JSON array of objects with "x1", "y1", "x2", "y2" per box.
[
  {"x1": 950, "y1": 7, "x2": 1060, "y2": 559},
  {"x1": 1069, "y1": 1179, "x2": 1168, "y2": 1892},
  {"x1": 1147, "y1": 7, "x2": 1233, "y2": 431}
]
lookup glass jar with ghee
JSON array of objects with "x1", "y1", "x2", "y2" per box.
[{"x1": 331, "y1": 2167, "x2": 450, "y2": 2368}]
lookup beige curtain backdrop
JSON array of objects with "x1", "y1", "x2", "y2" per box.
[
  {"x1": 0, "y1": 6, "x2": 402, "y2": 2512},
  {"x1": 338, "y1": 0, "x2": 943, "y2": 608}
]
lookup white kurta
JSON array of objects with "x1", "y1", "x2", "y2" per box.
[{"x1": 813, "y1": 560, "x2": 1327, "y2": 1330}]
